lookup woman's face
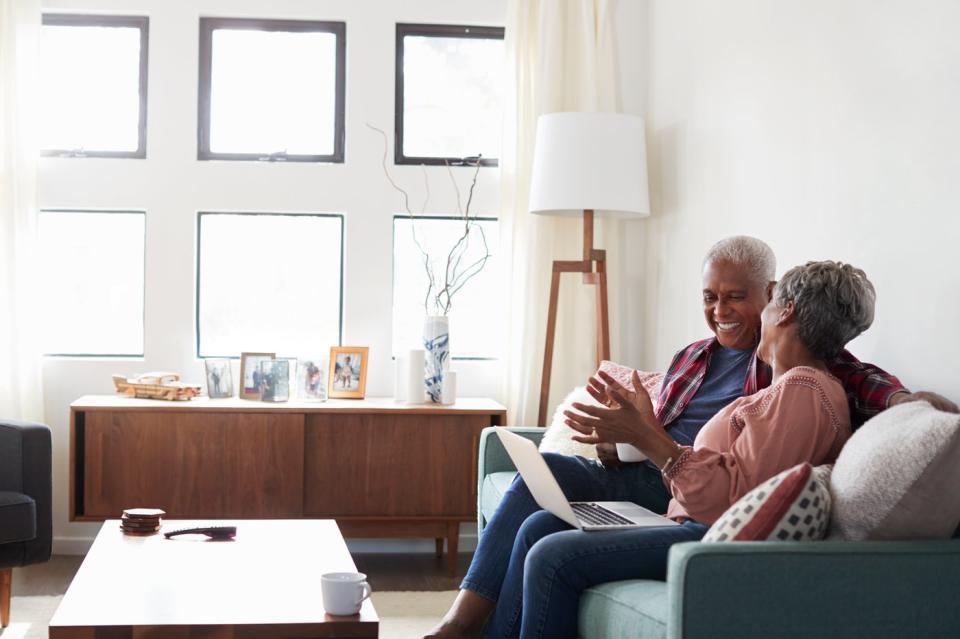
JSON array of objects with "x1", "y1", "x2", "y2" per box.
[{"x1": 757, "y1": 299, "x2": 784, "y2": 363}]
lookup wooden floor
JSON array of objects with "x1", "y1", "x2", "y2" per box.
[{"x1": 12, "y1": 552, "x2": 472, "y2": 597}]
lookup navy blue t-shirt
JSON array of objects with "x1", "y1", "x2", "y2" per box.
[{"x1": 665, "y1": 345, "x2": 754, "y2": 446}]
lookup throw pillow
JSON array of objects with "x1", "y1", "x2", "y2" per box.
[
  {"x1": 539, "y1": 386, "x2": 600, "y2": 459},
  {"x1": 828, "y1": 401, "x2": 960, "y2": 541},
  {"x1": 703, "y1": 463, "x2": 832, "y2": 542}
]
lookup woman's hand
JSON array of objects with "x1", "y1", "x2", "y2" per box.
[
  {"x1": 565, "y1": 370, "x2": 680, "y2": 468},
  {"x1": 565, "y1": 371, "x2": 655, "y2": 446}
]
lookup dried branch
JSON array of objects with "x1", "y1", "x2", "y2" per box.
[
  {"x1": 445, "y1": 161, "x2": 463, "y2": 217},
  {"x1": 443, "y1": 158, "x2": 483, "y2": 290},
  {"x1": 366, "y1": 122, "x2": 436, "y2": 314},
  {"x1": 367, "y1": 124, "x2": 491, "y2": 317}
]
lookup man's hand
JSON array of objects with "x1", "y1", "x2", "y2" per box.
[
  {"x1": 890, "y1": 390, "x2": 959, "y2": 414},
  {"x1": 596, "y1": 442, "x2": 622, "y2": 468}
]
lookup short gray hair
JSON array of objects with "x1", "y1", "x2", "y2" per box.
[
  {"x1": 703, "y1": 236, "x2": 776, "y2": 286},
  {"x1": 773, "y1": 261, "x2": 876, "y2": 360}
]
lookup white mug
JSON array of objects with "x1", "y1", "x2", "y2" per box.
[
  {"x1": 321, "y1": 572, "x2": 372, "y2": 616},
  {"x1": 616, "y1": 442, "x2": 648, "y2": 463}
]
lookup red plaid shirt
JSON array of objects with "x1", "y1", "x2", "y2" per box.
[{"x1": 655, "y1": 337, "x2": 906, "y2": 430}]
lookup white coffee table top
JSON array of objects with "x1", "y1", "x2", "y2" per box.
[{"x1": 49, "y1": 519, "x2": 378, "y2": 637}]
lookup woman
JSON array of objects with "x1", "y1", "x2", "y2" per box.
[{"x1": 431, "y1": 260, "x2": 874, "y2": 639}]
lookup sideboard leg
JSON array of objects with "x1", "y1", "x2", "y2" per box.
[{"x1": 446, "y1": 522, "x2": 460, "y2": 577}]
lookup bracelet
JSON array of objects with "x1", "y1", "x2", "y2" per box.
[{"x1": 660, "y1": 456, "x2": 676, "y2": 473}]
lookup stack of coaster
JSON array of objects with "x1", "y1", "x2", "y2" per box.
[{"x1": 121, "y1": 508, "x2": 165, "y2": 535}]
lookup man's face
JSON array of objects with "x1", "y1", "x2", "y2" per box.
[{"x1": 701, "y1": 259, "x2": 771, "y2": 350}]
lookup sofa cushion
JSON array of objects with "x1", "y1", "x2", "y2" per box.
[
  {"x1": 540, "y1": 386, "x2": 601, "y2": 459},
  {"x1": 578, "y1": 579, "x2": 668, "y2": 639},
  {"x1": 703, "y1": 463, "x2": 831, "y2": 542},
  {"x1": 829, "y1": 401, "x2": 960, "y2": 541},
  {"x1": 481, "y1": 471, "x2": 518, "y2": 525},
  {"x1": 0, "y1": 491, "x2": 37, "y2": 544}
]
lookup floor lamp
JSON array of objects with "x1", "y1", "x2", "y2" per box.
[{"x1": 528, "y1": 112, "x2": 650, "y2": 426}]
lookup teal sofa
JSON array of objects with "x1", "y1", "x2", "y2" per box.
[{"x1": 478, "y1": 427, "x2": 960, "y2": 639}]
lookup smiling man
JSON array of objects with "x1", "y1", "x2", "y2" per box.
[{"x1": 427, "y1": 235, "x2": 957, "y2": 639}]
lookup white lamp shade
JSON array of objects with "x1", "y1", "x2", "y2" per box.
[{"x1": 528, "y1": 112, "x2": 650, "y2": 218}]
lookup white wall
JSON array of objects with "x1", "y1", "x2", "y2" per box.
[
  {"x1": 39, "y1": 0, "x2": 648, "y2": 554},
  {"x1": 639, "y1": 0, "x2": 960, "y2": 403}
]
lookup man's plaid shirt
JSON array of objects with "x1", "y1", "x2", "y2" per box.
[{"x1": 654, "y1": 337, "x2": 906, "y2": 430}]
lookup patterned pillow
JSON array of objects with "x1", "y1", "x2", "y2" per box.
[{"x1": 703, "y1": 463, "x2": 832, "y2": 542}]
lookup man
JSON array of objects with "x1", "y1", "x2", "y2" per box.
[{"x1": 427, "y1": 236, "x2": 957, "y2": 638}]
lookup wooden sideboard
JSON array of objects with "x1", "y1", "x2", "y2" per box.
[{"x1": 70, "y1": 395, "x2": 506, "y2": 575}]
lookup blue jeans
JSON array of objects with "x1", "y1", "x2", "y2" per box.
[
  {"x1": 461, "y1": 453, "x2": 682, "y2": 636},
  {"x1": 490, "y1": 514, "x2": 707, "y2": 638}
]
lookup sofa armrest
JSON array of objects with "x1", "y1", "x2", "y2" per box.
[
  {"x1": 0, "y1": 420, "x2": 53, "y2": 565},
  {"x1": 666, "y1": 539, "x2": 960, "y2": 639},
  {"x1": 477, "y1": 427, "x2": 545, "y2": 535}
]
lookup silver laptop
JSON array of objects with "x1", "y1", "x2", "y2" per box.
[{"x1": 496, "y1": 429, "x2": 679, "y2": 531}]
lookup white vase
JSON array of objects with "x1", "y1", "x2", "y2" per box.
[{"x1": 423, "y1": 316, "x2": 450, "y2": 403}]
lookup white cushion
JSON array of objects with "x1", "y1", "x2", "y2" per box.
[
  {"x1": 829, "y1": 401, "x2": 960, "y2": 541},
  {"x1": 539, "y1": 386, "x2": 599, "y2": 459}
]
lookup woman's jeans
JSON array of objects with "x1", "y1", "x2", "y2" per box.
[{"x1": 461, "y1": 453, "x2": 705, "y2": 639}]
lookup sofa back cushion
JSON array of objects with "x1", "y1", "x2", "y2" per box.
[{"x1": 829, "y1": 401, "x2": 960, "y2": 540}]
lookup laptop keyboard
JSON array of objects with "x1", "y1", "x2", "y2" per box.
[{"x1": 571, "y1": 502, "x2": 635, "y2": 527}]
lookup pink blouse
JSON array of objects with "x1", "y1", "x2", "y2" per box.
[{"x1": 663, "y1": 366, "x2": 851, "y2": 525}]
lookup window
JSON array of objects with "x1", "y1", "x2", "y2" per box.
[
  {"x1": 395, "y1": 23, "x2": 504, "y2": 166},
  {"x1": 393, "y1": 216, "x2": 501, "y2": 359},
  {"x1": 39, "y1": 210, "x2": 145, "y2": 356},
  {"x1": 198, "y1": 18, "x2": 346, "y2": 162},
  {"x1": 40, "y1": 14, "x2": 148, "y2": 158},
  {"x1": 196, "y1": 212, "x2": 343, "y2": 357}
]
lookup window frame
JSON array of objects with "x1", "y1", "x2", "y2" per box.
[
  {"x1": 394, "y1": 23, "x2": 504, "y2": 167},
  {"x1": 195, "y1": 211, "x2": 345, "y2": 359},
  {"x1": 197, "y1": 17, "x2": 347, "y2": 163},
  {"x1": 391, "y1": 213, "x2": 499, "y2": 361},
  {"x1": 40, "y1": 14, "x2": 150, "y2": 159},
  {"x1": 39, "y1": 208, "x2": 146, "y2": 357}
]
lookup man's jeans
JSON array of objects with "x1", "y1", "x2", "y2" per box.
[{"x1": 461, "y1": 452, "x2": 691, "y2": 638}]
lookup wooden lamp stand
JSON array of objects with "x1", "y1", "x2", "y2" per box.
[{"x1": 538, "y1": 209, "x2": 610, "y2": 426}]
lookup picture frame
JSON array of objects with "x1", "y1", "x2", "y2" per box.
[
  {"x1": 204, "y1": 358, "x2": 233, "y2": 398},
  {"x1": 297, "y1": 358, "x2": 328, "y2": 401},
  {"x1": 258, "y1": 358, "x2": 290, "y2": 402},
  {"x1": 328, "y1": 346, "x2": 369, "y2": 399},
  {"x1": 239, "y1": 352, "x2": 275, "y2": 400}
]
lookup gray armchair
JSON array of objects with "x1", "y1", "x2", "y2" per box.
[{"x1": 0, "y1": 419, "x2": 52, "y2": 627}]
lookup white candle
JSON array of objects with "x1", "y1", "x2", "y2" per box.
[
  {"x1": 405, "y1": 349, "x2": 426, "y2": 404},
  {"x1": 441, "y1": 370, "x2": 457, "y2": 405}
]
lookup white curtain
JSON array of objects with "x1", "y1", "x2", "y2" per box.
[
  {"x1": 0, "y1": 0, "x2": 44, "y2": 421},
  {"x1": 499, "y1": 0, "x2": 624, "y2": 425}
]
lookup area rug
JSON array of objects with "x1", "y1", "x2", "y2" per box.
[
  {"x1": 372, "y1": 590, "x2": 457, "y2": 636},
  {"x1": 2, "y1": 592, "x2": 456, "y2": 639},
  {"x1": 1, "y1": 596, "x2": 62, "y2": 639}
]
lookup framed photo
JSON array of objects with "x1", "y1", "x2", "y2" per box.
[
  {"x1": 328, "y1": 346, "x2": 368, "y2": 399},
  {"x1": 239, "y1": 352, "x2": 275, "y2": 400},
  {"x1": 204, "y1": 358, "x2": 233, "y2": 398},
  {"x1": 297, "y1": 358, "x2": 327, "y2": 401},
  {"x1": 258, "y1": 359, "x2": 290, "y2": 402}
]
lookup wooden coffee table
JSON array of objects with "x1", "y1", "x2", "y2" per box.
[{"x1": 49, "y1": 519, "x2": 378, "y2": 638}]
